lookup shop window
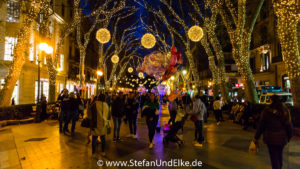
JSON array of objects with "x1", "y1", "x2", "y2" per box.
[
  {"x1": 6, "y1": 0, "x2": 20, "y2": 22},
  {"x1": 4, "y1": 37, "x2": 17, "y2": 61},
  {"x1": 260, "y1": 52, "x2": 270, "y2": 72},
  {"x1": 35, "y1": 79, "x2": 49, "y2": 103}
]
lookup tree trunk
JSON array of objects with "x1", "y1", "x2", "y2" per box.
[
  {"x1": 48, "y1": 64, "x2": 57, "y2": 102},
  {"x1": 0, "y1": 5, "x2": 39, "y2": 106},
  {"x1": 185, "y1": 51, "x2": 199, "y2": 87},
  {"x1": 213, "y1": 84, "x2": 220, "y2": 99},
  {"x1": 273, "y1": 0, "x2": 300, "y2": 107},
  {"x1": 291, "y1": 77, "x2": 300, "y2": 107},
  {"x1": 242, "y1": 67, "x2": 258, "y2": 104},
  {"x1": 79, "y1": 50, "x2": 86, "y2": 89}
]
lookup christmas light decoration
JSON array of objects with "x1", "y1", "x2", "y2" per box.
[
  {"x1": 141, "y1": 33, "x2": 156, "y2": 49},
  {"x1": 128, "y1": 67, "x2": 133, "y2": 73},
  {"x1": 96, "y1": 28, "x2": 111, "y2": 44},
  {"x1": 138, "y1": 72, "x2": 144, "y2": 78},
  {"x1": 188, "y1": 25, "x2": 203, "y2": 42},
  {"x1": 111, "y1": 54, "x2": 119, "y2": 64},
  {"x1": 272, "y1": 0, "x2": 300, "y2": 106}
]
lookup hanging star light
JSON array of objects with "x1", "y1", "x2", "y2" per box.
[
  {"x1": 96, "y1": 28, "x2": 111, "y2": 44},
  {"x1": 188, "y1": 25, "x2": 203, "y2": 42},
  {"x1": 128, "y1": 67, "x2": 133, "y2": 73},
  {"x1": 111, "y1": 54, "x2": 119, "y2": 64},
  {"x1": 141, "y1": 33, "x2": 156, "y2": 49}
]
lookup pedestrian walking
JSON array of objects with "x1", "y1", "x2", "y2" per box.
[
  {"x1": 57, "y1": 89, "x2": 70, "y2": 133},
  {"x1": 86, "y1": 95, "x2": 95, "y2": 144},
  {"x1": 125, "y1": 92, "x2": 139, "y2": 139},
  {"x1": 190, "y1": 95, "x2": 206, "y2": 147},
  {"x1": 213, "y1": 96, "x2": 223, "y2": 125},
  {"x1": 90, "y1": 94, "x2": 110, "y2": 158},
  {"x1": 168, "y1": 98, "x2": 177, "y2": 125},
  {"x1": 142, "y1": 93, "x2": 159, "y2": 149},
  {"x1": 64, "y1": 92, "x2": 80, "y2": 136},
  {"x1": 253, "y1": 95, "x2": 293, "y2": 169},
  {"x1": 111, "y1": 93, "x2": 125, "y2": 141}
]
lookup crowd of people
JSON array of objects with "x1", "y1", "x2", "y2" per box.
[{"x1": 51, "y1": 89, "x2": 293, "y2": 169}]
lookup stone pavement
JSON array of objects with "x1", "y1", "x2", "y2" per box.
[{"x1": 0, "y1": 108, "x2": 300, "y2": 169}]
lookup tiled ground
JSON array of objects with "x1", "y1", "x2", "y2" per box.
[{"x1": 1, "y1": 106, "x2": 300, "y2": 169}]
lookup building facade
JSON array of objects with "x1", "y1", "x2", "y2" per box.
[{"x1": 0, "y1": 0, "x2": 73, "y2": 104}]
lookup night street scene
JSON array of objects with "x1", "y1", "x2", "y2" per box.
[{"x1": 0, "y1": 0, "x2": 300, "y2": 169}]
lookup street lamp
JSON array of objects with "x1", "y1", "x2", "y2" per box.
[
  {"x1": 37, "y1": 42, "x2": 52, "y2": 103},
  {"x1": 96, "y1": 70, "x2": 104, "y2": 95},
  {"x1": 182, "y1": 70, "x2": 187, "y2": 75}
]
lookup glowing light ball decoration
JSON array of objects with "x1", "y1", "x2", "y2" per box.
[
  {"x1": 188, "y1": 25, "x2": 203, "y2": 42},
  {"x1": 128, "y1": 67, "x2": 133, "y2": 73},
  {"x1": 138, "y1": 72, "x2": 144, "y2": 78},
  {"x1": 141, "y1": 33, "x2": 156, "y2": 49},
  {"x1": 96, "y1": 28, "x2": 111, "y2": 44},
  {"x1": 111, "y1": 54, "x2": 119, "y2": 64}
]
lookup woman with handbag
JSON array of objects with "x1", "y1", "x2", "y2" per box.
[
  {"x1": 90, "y1": 94, "x2": 110, "y2": 158},
  {"x1": 142, "y1": 93, "x2": 159, "y2": 149},
  {"x1": 253, "y1": 95, "x2": 293, "y2": 169}
]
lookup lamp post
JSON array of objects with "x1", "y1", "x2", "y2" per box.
[
  {"x1": 97, "y1": 70, "x2": 103, "y2": 95},
  {"x1": 38, "y1": 43, "x2": 52, "y2": 103}
]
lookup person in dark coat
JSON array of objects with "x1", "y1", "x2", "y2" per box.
[
  {"x1": 57, "y1": 89, "x2": 70, "y2": 133},
  {"x1": 40, "y1": 94, "x2": 48, "y2": 121},
  {"x1": 111, "y1": 93, "x2": 124, "y2": 141},
  {"x1": 242, "y1": 101, "x2": 253, "y2": 130},
  {"x1": 254, "y1": 95, "x2": 293, "y2": 169},
  {"x1": 142, "y1": 93, "x2": 159, "y2": 149},
  {"x1": 125, "y1": 92, "x2": 139, "y2": 139},
  {"x1": 64, "y1": 92, "x2": 81, "y2": 136}
]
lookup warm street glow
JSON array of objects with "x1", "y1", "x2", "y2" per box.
[
  {"x1": 170, "y1": 76, "x2": 175, "y2": 80},
  {"x1": 97, "y1": 70, "x2": 103, "y2": 76},
  {"x1": 182, "y1": 70, "x2": 187, "y2": 75},
  {"x1": 57, "y1": 67, "x2": 63, "y2": 72}
]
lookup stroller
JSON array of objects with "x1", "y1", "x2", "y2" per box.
[{"x1": 163, "y1": 115, "x2": 188, "y2": 147}]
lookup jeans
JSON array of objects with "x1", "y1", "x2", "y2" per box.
[
  {"x1": 146, "y1": 117, "x2": 156, "y2": 143},
  {"x1": 194, "y1": 120, "x2": 204, "y2": 143},
  {"x1": 214, "y1": 110, "x2": 222, "y2": 122},
  {"x1": 113, "y1": 117, "x2": 122, "y2": 139},
  {"x1": 267, "y1": 144, "x2": 284, "y2": 169},
  {"x1": 59, "y1": 111, "x2": 66, "y2": 132},
  {"x1": 128, "y1": 115, "x2": 137, "y2": 135},
  {"x1": 64, "y1": 111, "x2": 78, "y2": 133},
  {"x1": 168, "y1": 110, "x2": 177, "y2": 125},
  {"x1": 92, "y1": 135, "x2": 106, "y2": 154}
]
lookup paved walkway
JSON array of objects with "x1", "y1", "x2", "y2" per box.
[{"x1": 0, "y1": 107, "x2": 300, "y2": 169}]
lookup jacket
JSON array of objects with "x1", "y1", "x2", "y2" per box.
[
  {"x1": 168, "y1": 100, "x2": 177, "y2": 112},
  {"x1": 111, "y1": 97, "x2": 124, "y2": 117},
  {"x1": 254, "y1": 106, "x2": 293, "y2": 145},
  {"x1": 142, "y1": 101, "x2": 159, "y2": 119},
  {"x1": 192, "y1": 98, "x2": 206, "y2": 121},
  {"x1": 90, "y1": 101, "x2": 110, "y2": 136}
]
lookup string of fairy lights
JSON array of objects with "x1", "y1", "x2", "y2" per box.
[{"x1": 273, "y1": 0, "x2": 300, "y2": 80}]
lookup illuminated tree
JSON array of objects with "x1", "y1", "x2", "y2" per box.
[
  {"x1": 213, "y1": 0, "x2": 265, "y2": 103},
  {"x1": 0, "y1": 0, "x2": 46, "y2": 106},
  {"x1": 135, "y1": 0, "x2": 201, "y2": 87},
  {"x1": 75, "y1": 0, "x2": 126, "y2": 89},
  {"x1": 100, "y1": 11, "x2": 139, "y2": 88},
  {"x1": 272, "y1": 0, "x2": 300, "y2": 106},
  {"x1": 189, "y1": 0, "x2": 229, "y2": 102}
]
